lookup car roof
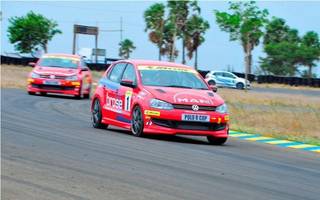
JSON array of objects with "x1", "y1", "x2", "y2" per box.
[
  {"x1": 42, "y1": 53, "x2": 81, "y2": 59},
  {"x1": 117, "y1": 59, "x2": 194, "y2": 70}
]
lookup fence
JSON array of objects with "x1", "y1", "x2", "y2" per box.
[{"x1": 2, "y1": 55, "x2": 319, "y2": 87}]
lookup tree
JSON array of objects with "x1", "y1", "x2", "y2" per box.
[
  {"x1": 144, "y1": 3, "x2": 165, "y2": 60},
  {"x1": 260, "y1": 17, "x2": 300, "y2": 76},
  {"x1": 7, "y1": 11, "x2": 61, "y2": 54},
  {"x1": 215, "y1": 1, "x2": 268, "y2": 87},
  {"x1": 167, "y1": 0, "x2": 200, "y2": 64},
  {"x1": 185, "y1": 15, "x2": 210, "y2": 69},
  {"x1": 119, "y1": 39, "x2": 136, "y2": 59},
  {"x1": 299, "y1": 31, "x2": 320, "y2": 79}
]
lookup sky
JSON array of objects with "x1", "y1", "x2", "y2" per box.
[{"x1": 1, "y1": 0, "x2": 320, "y2": 75}]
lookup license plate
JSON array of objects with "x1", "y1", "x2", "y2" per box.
[
  {"x1": 44, "y1": 80, "x2": 60, "y2": 85},
  {"x1": 182, "y1": 114, "x2": 210, "y2": 122}
]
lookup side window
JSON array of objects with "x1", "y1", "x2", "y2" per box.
[
  {"x1": 121, "y1": 64, "x2": 136, "y2": 84},
  {"x1": 215, "y1": 72, "x2": 222, "y2": 77},
  {"x1": 108, "y1": 63, "x2": 127, "y2": 83},
  {"x1": 223, "y1": 72, "x2": 235, "y2": 79}
]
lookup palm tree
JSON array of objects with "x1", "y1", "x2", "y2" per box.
[
  {"x1": 167, "y1": 0, "x2": 200, "y2": 64},
  {"x1": 119, "y1": 39, "x2": 136, "y2": 59},
  {"x1": 144, "y1": 3, "x2": 165, "y2": 60},
  {"x1": 185, "y1": 15, "x2": 209, "y2": 69}
]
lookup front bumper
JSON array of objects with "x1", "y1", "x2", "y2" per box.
[
  {"x1": 27, "y1": 78, "x2": 81, "y2": 95},
  {"x1": 142, "y1": 108, "x2": 229, "y2": 138}
]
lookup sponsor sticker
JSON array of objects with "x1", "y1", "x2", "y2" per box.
[
  {"x1": 43, "y1": 55, "x2": 80, "y2": 61},
  {"x1": 105, "y1": 93, "x2": 123, "y2": 113},
  {"x1": 144, "y1": 110, "x2": 160, "y2": 116},
  {"x1": 138, "y1": 65, "x2": 196, "y2": 73}
]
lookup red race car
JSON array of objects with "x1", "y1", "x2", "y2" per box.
[
  {"x1": 27, "y1": 54, "x2": 92, "y2": 99},
  {"x1": 91, "y1": 60, "x2": 229, "y2": 145}
]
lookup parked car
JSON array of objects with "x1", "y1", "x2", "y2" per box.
[
  {"x1": 91, "y1": 60, "x2": 229, "y2": 145},
  {"x1": 205, "y1": 71, "x2": 250, "y2": 89},
  {"x1": 27, "y1": 54, "x2": 92, "y2": 99}
]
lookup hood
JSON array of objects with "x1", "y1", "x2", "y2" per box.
[
  {"x1": 144, "y1": 86, "x2": 224, "y2": 107},
  {"x1": 34, "y1": 66, "x2": 78, "y2": 76}
]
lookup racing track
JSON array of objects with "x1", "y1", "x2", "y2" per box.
[{"x1": 2, "y1": 88, "x2": 320, "y2": 200}]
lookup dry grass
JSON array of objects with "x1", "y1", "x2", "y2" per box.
[
  {"x1": 1, "y1": 64, "x2": 33, "y2": 89},
  {"x1": 252, "y1": 83, "x2": 319, "y2": 91},
  {"x1": 219, "y1": 89, "x2": 320, "y2": 145},
  {"x1": 2, "y1": 64, "x2": 320, "y2": 144}
]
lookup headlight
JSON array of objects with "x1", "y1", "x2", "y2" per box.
[
  {"x1": 66, "y1": 75, "x2": 78, "y2": 81},
  {"x1": 31, "y1": 72, "x2": 40, "y2": 78},
  {"x1": 150, "y1": 99, "x2": 173, "y2": 110},
  {"x1": 216, "y1": 103, "x2": 228, "y2": 114}
]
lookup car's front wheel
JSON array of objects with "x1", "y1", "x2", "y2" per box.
[
  {"x1": 236, "y1": 82, "x2": 244, "y2": 89},
  {"x1": 28, "y1": 91, "x2": 35, "y2": 95},
  {"x1": 207, "y1": 136, "x2": 227, "y2": 145},
  {"x1": 131, "y1": 106, "x2": 144, "y2": 137},
  {"x1": 92, "y1": 98, "x2": 107, "y2": 129}
]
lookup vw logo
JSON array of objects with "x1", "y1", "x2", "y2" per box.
[
  {"x1": 50, "y1": 75, "x2": 55, "y2": 79},
  {"x1": 192, "y1": 105, "x2": 199, "y2": 111}
]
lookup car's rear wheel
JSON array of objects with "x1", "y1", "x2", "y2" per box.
[
  {"x1": 207, "y1": 136, "x2": 227, "y2": 145},
  {"x1": 83, "y1": 85, "x2": 91, "y2": 99},
  {"x1": 28, "y1": 91, "x2": 35, "y2": 95},
  {"x1": 131, "y1": 106, "x2": 144, "y2": 137},
  {"x1": 92, "y1": 98, "x2": 107, "y2": 129},
  {"x1": 40, "y1": 92, "x2": 47, "y2": 96},
  {"x1": 236, "y1": 82, "x2": 244, "y2": 89}
]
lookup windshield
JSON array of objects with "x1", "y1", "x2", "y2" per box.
[
  {"x1": 138, "y1": 65, "x2": 208, "y2": 90},
  {"x1": 39, "y1": 56, "x2": 79, "y2": 69}
]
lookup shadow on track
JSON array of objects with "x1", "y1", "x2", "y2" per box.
[{"x1": 106, "y1": 127, "x2": 214, "y2": 145}]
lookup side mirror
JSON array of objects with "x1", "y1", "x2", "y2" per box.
[
  {"x1": 209, "y1": 85, "x2": 218, "y2": 92},
  {"x1": 28, "y1": 62, "x2": 36, "y2": 67},
  {"x1": 120, "y1": 79, "x2": 136, "y2": 88},
  {"x1": 81, "y1": 67, "x2": 89, "y2": 71}
]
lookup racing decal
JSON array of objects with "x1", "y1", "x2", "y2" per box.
[
  {"x1": 42, "y1": 55, "x2": 80, "y2": 61},
  {"x1": 124, "y1": 91, "x2": 133, "y2": 112},
  {"x1": 138, "y1": 65, "x2": 196, "y2": 74},
  {"x1": 173, "y1": 91, "x2": 213, "y2": 105},
  {"x1": 116, "y1": 115, "x2": 131, "y2": 123},
  {"x1": 105, "y1": 92, "x2": 123, "y2": 113},
  {"x1": 144, "y1": 110, "x2": 160, "y2": 116}
]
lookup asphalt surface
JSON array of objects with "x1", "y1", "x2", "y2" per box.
[{"x1": 2, "y1": 88, "x2": 320, "y2": 200}]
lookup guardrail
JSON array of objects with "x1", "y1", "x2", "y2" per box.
[{"x1": 2, "y1": 55, "x2": 319, "y2": 87}]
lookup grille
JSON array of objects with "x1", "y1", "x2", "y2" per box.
[
  {"x1": 32, "y1": 84, "x2": 74, "y2": 91},
  {"x1": 152, "y1": 118, "x2": 226, "y2": 131},
  {"x1": 173, "y1": 104, "x2": 216, "y2": 111},
  {"x1": 39, "y1": 74, "x2": 67, "y2": 79}
]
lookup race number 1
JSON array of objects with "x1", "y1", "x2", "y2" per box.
[{"x1": 124, "y1": 91, "x2": 133, "y2": 111}]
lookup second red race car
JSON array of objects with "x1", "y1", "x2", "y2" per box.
[
  {"x1": 91, "y1": 60, "x2": 229, "y2": 145},
  {"x1": 27, "y1": 54, "x2": 92, "y2": 99}
]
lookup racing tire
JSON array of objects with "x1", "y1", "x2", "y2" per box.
[
  {"x1": 83, "y1": 85, "x2": 91, "y2": 99},
  {"x1": 208, "y1": 80, "x2": 216, "y2": 86},
  {"x1": 131, "y1": 106, "x2": 144, "y2": 137},
  {"x1": 28, "y1": 91, "x2": 36, "y2": 95},
  {"x1": 207, "y1": 136, "x2": 227, "y2": 145},
  {"x1": 236, "y1": 82, "x2": 244, "y2": 90},
  {"x1": 40, "y1": 92, "x2": 47, "y2": 96},
  {"x1": 92, "y1": 98, "x2": 107, "y2": 129},
  {"x1": 75, "y1": 87, "x2": 83, "y2": 99}
]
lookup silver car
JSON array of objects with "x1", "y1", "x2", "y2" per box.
[{"x1": 205, "y1": 71, "x2": 250, "y2": 89}]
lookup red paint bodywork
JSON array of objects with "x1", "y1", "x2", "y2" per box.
[
  {"x1": 92, "y1": 60, "x2": 229, "y2": 138},
  {"x1": 27, "y1": 54, "x2": 92, "y2": 97}
]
